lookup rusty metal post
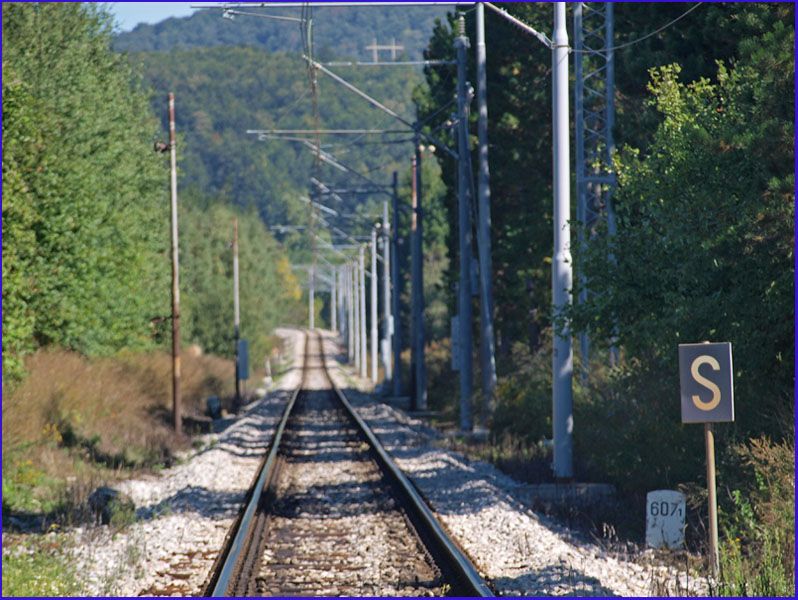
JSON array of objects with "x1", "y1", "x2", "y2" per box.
[
  {"x1": 168, "y1": 93, "x2": 181, "y2": 435},
  {"x1": 233, "y1": 218, "x2": 241, "y2": 411},
  {"x1": 705, "y1": 423, "x2": 720, "y2": 578}
]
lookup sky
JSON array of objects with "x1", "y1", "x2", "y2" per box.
[{"x1": 108, "y1": 2, "x2": 197, "y2": 32}]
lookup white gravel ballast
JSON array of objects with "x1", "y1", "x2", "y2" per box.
[
  {"x1": 71, "y1": 328, "x2": 306, "y2": 596},
  {"x1": 69, "y1": 327, "x2": 705, "y2": 596},
  {"x1": 319, "y1": 331, "x2": 706, "y2": 597}
]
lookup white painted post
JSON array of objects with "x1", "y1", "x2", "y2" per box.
[
  {"x1": 359, "y1": 246, "x2": 367, "y2": 378},
  {"x1": 331, "y1": 265, "x2": 337, "y2": 332},
  {"x1": 552, "y1": 3, "x2": 574, "y2": 480},
  {"x1": 370, "y1": 228, "x2": 378, "y2": 383}
]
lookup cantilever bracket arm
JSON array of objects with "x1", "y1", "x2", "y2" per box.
[
  {"x1": 303, "y1": 54, "x2": 458, "y2": 160},
  {"x1": 483, "y1": 2, "x2": 553, "y2": 49}
]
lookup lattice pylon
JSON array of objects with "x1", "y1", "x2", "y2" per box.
[{"x1": 574, "y1": 2, "x2": 619, "y2": 377}]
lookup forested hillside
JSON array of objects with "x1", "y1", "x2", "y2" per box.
[
  {"x1": 130, "y1": 47, "x2": 424, "y2": 238},
  {"x1": 114, "y1": 5, "x2": 448, "y2": 58}
]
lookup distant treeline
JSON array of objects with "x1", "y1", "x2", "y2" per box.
[{"x1": 113, "y1": 5, "x2": 449, "y2": 59}]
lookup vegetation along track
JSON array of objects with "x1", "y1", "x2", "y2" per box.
[{"x1": 203, "y1": 331, "x2": 492, "y2": 597}]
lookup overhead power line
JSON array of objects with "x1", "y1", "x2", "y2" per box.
[{"x1": 591, "y1": 3, "x2": 703, "y2": 53}]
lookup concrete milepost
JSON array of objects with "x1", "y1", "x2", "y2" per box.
[
  {"x1": 679, "y1": 341, "x2": 734, "y2": 579},
  {"x1": 645, "y1": 490, "x2": 686, "y2": 550}
]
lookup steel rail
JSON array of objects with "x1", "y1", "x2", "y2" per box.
[
  {"x1": 204, "y1": 331, "x2": 493, "y2": 597},
  {"x1": 203, "y1": 333, "x2": 309, "y2": 597},
  {"x1": 318, "y1": 334, "x2": 493, "y2": 597}
]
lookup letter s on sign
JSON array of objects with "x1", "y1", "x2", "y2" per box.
[{"x1": 690, "y1": 355, "x2": 721, "y2": 411}]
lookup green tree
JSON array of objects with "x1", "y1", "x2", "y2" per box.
[
  {"x1": 418, "y1": 3, "x2": 794, "y2": 363},
  {"x1": 2, "y1": 71, "x2": 40, "y2": 378},
  {"x1": 180, "y1": 197, "x2": 304, "y2": 365},
  {"x1": 569, "y1": 9, "x2": 794, "y2": 485},
  {"x1": 2, "y1": 3, "x2": 169, "y2": 379}
]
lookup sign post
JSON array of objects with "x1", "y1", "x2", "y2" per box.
[{"x1": 679, "y1": 341, "x2": 734, "y2": 579}]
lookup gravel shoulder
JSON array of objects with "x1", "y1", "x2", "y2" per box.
[
  {"x1": 70, "y1": 327, "x2": 306, "y2": 596},
  {"x1": 66, "y1": 327, "x2": 705, "y2": 596},
  {"x1": 319, "y1": 330, "x2": 707, "y2": 597}
]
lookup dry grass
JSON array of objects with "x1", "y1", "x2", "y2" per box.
[{"x1": 2, "y1": 347, "x2": 236, "y2": 520}]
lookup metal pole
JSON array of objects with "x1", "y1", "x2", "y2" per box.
[
  {"x1": 353, "y1": 260, "x2": 360, "y2": 370},
  {"x1": 359, "y1": 246, "x2": 367, "y2": 378},
  {"x1": 475, "y1": 2, "x2": 498, "y2": 428},
  {"x1": 348, "y1": 264, "x2": 355, "y2": 363},
  {"x1": 391, "y1": 171, "x2": 402, "y2": 397},
  {"x1": 573, "y1": 2, "x2": 589, "y2": 383},
  {"x1": 705, "y1": 423, "x2": 720, "y2": 578},
  {"x1": 330, "y1": 269, "x2": 338, "y2": 331},
  {"x1": 233, "y1": 218, "x2": 241, "y2": 410},
  {"x1": 411, "y1": 144, "x2": 427, "y2": 410},
  {"x1": 309, "y1": 266, "x2": 315, "y2": 330},
  {"x1": 340, "y1": 266, "x2": 346, "y2": 338},
  {"x1": 574, "y1": 3, "x2": 619, "y2": 375},
  {"x1": 168, "y1": 93, "x2": 182, "y2": 435},
  {"x1": 552, "y1": 3, "x2": 574, "y2": 480},
  {"x1": 340, "y1": 266, "x2": 346, "y2": 340},
  {"x1": 606, "y1": 3, "x2": 620, "y2": 368},
  {"x1": 330, "y1": 268, "x2": 338, "y2": 331},
  {"x1": 370, "y1": 228, "x2": 378, "y2": 383},
  {"x1": 382, "y1": 198, "x2": 392, "y2": 383},
  {"x1": 455, "y1": 15, "x2": 473, "y2": 432}
]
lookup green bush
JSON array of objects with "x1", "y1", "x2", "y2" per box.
[
  {"x1": 492, "y1": 344, "x2": 551, "y2": 444},
  {"x1": 2, "y1": 445, "x2": 65, "y2": 515}
]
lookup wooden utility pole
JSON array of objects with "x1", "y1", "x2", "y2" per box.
[
  {"x1": 168, "y1": 93, "x2": 182, "y2": 435},
  {"x1": 233, "y1": 217, "x2": 241, "y2": 410}
]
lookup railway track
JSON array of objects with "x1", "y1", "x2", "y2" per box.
[{"x1": 203, "y1": 331, "x2": 492, "y2": 597}]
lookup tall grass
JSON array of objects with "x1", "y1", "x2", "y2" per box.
[
  {"x1": 2, "y1": 347, "x2": 236, "y2": 520},
  {"x1": 2, "y1": 534, "x2": 83, "y2": 596},
  {"x1": 715, "y1": 437, "x2": 795, "y2": 596}
]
